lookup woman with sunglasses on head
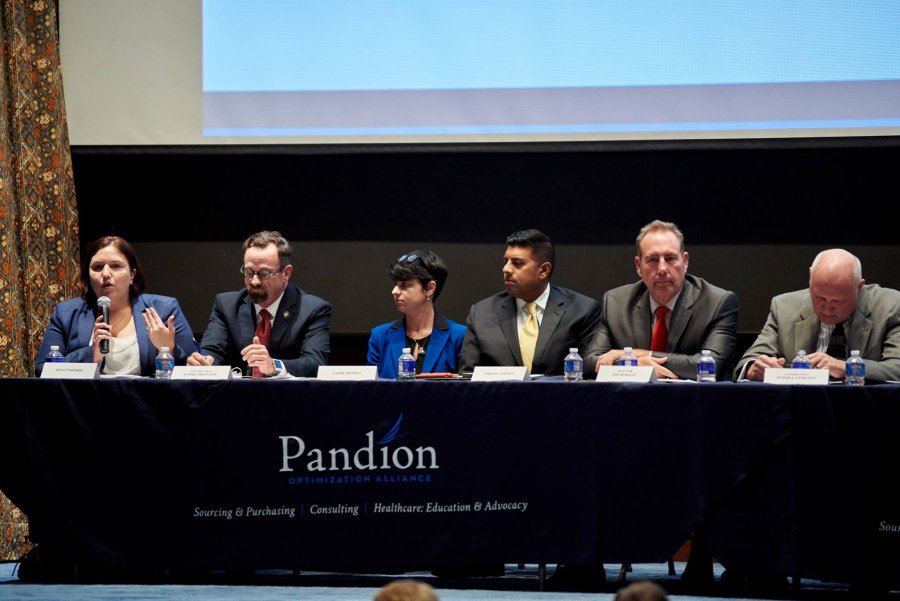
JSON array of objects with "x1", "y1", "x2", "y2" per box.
[
  {"x1": 35, "y1": 235, "x2": 196, "y2": 376},
  {"x1": 367, "y1": 250, "x2": 467, "y2": 378}
]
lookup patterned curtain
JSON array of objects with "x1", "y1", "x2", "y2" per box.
[{"x1": 0, "y1": 0, "x2": 80, "y2": 561}]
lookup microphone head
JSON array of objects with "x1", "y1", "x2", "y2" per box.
[{"x1": 97, "y1": 296, "x2": 111, "y2": 307}]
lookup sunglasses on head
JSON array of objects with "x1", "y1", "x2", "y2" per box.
[{"x1": 395, "y1": 254, "x2": 437, "y2": 286}]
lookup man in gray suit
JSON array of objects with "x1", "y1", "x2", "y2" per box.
[
  {"x1": 585, "y1": 220, "x2": 739, "y2": 380},
  {"x1": 734, "y1": 248, "x2": 900, "y2": 383},
  {"x1": 585, "y1": 220, "x2": 739, "y2": 590},
  {"x1": 459, "y1": 229, "x2": 601, "y2": 376}
]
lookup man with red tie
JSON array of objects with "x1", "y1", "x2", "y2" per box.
[
  {"x1": 580, "y1": 220, "x2": 741, "y2": 592},
  {"x1": 585, "y1": 220, "x2": 739, "y2": 380},
  {"x1": 188, "y1": 230, "x2": 332, "y2": 377}
]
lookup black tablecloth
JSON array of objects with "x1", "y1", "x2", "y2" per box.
[{"x1": 1, "y1": 377, "x2": 897, "y2": 583}]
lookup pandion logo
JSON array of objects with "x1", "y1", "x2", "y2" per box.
[{"x1": 279, "y1": 413, "x2": 439, "y2": 481}]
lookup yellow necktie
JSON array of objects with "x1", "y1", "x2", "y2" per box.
[{"x1": 520, "y1": 302, "x2": 539, "y2": 370}]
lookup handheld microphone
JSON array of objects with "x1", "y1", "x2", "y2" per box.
[{"x1": 97, "y1": 296, "x2": 111, "y2": 354}]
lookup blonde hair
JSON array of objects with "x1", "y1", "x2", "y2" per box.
[
  {"x1": 614, "y1": 580, "x2": 668, "y2": 601},
  {"x1": 373, "y1": 579, "x2": 439, "y2": 601}
]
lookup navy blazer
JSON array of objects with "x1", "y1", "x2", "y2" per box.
[
  {"x1": 459, "y1": 284, "x2": 602, "y2": 376},
  {"x1": 35, "y1": 294, "x2": 195, "y2": 376},
  {"x1": 199, "y1": 282, "x2": 331, "y2": 377},
  {"x1": 367, "y1": 313, "x2": 467, "y2": 379}
]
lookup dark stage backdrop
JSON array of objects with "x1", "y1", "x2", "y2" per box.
[{"x1": 70, "y1": 139, "x2": 900, "y2": 354}]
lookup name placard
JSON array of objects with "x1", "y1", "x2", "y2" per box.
[
  {"x1": 317, "y1": 365, "x2": 378, "y2": 381},
  {"x1": 595, "y1": 365, "x2": 657, "y2": 383},
  {"x1": 171, "y1": 365, "x2": 233, "y2": 380},
  {"x1": 763, "y1": 368, "x2": 830, "y2": 385},
  {"x1": 471, "y1": 366, "x2": 530, "y2": 381},
  {"x1": 40, "y1": 362, "x2": 99, "y2": 379}
]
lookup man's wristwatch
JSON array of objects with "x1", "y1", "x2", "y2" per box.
[{"x1": 266, "y1": 359, "x2": 284, "y2": 377}]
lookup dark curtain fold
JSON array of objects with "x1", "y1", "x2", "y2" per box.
[{"x1": 0, "y1": 0, "x2": 80, "y2": 560}]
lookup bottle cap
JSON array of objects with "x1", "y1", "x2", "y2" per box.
[
  {"x1": 402, "y1": 347, "x2": 411, "y2": 353},
  {"x1": 51, "y1": 345, "x2": 59, "y2": 351},
  {"x1": 569, "y1": 348, "x2": 578, "y2": 353},
  {"x1": 624, "y1": 346, "x2": 633, "y2": 352},
  {"x1": 161, "y1": 346, "x2": 170, "y2": 352},
  {"x1": 850, "y1": 349, "x2": 861, "y2": 356}
]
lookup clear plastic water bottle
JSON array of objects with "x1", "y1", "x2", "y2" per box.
[
  {"x1": 696, "y1": 349, "x2": 717, "y2": 382},
  {"x1": 155, "y1": 346, "x2": 174, "y2": 379},
  {"x1": 619, "y1": 346, "x2": 638, "y2": 366},
  {"x1": 791, "y1": 349, "x2": 811, "y2": 369},
  {"x1": 46, "y1": 345, "x2": 64, "y2": 363},
  {"x1": 397, "y1": 347, "x2": 416, "y2": 380},
  {"x1": 564, "y1": 348, "x2": 583, "y2": 382},
  {"x1": 845, "y1": 350, "x2": 865, "y2": 386}
]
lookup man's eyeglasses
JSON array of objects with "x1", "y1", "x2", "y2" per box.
[{"x1": 240, "y1": 265, "x2": 285, "y2": 280}]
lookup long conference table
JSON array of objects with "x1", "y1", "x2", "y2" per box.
[{"x1": 1, "y1": 376, "x2": 899, "y2": 585}]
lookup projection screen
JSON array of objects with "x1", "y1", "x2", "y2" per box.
[{"x1": 60, "y1": 0, "x2": 900, "y2": 145}]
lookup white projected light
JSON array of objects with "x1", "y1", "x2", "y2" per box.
[{"x1": 61, "y1": 0, "x2": 900, "y2": 145}]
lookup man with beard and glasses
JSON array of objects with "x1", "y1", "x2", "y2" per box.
[{"x1": 188, "y1": 230, "x2": 332, "y2": 377}]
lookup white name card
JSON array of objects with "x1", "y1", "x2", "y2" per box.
[
  {"x1": 471, "y1": 366, "x2": 530, "y2": 381},
  {"x1": 763, "y1": 368, "x2": 830, "y2": 385},
  {"x1": 595, "y1": 365, "x2": 657, "y2": 383},
  {"x1": 317, "y1": 365, "x2": 378, "y2": 381},
  {"x1": 171, "y1": 365, "x2": 233, "y2": 380},
  {"x1": 40, "y1": 362, "x2": 99, "y2": 379}
]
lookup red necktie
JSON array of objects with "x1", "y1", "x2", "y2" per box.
[
  {"x1": 650, "y1": 306, "x2": 669, "y2": 353},
  {"x1": 251, "y1": 309, "x2": 271, "y2": 379}
]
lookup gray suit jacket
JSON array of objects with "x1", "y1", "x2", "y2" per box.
[
  {"x1": 585, "y1": 274, "x2": 739, "y2": 380},
  {"x1": 734, "y1": 284, "x2": 900, "y2": 383},
  {"x1": 459, "y1": 284, "x2": 602, "y2": 376},
  {"x1": 199, "y1": 283, "x2": 332, "y2": 377}
]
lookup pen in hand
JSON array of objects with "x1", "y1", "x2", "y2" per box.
[{"x1": 187, "y1": 338, "x2": 215, "y2": 367}]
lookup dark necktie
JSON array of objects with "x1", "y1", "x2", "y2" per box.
[
  {"x1": 826, "y1": 322, "x2": 847, "y2": 360},
  {"x1": 251, "y1": 309, "x2": 271, "y2": 379},
  {"x1": 651, "y1": 306, "x2": 669, "y2": 353}
]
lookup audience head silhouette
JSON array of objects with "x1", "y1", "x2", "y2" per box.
[
  {"x1": 373, "y1": 579, "x2": 439, "y2": 601},
  {"x1": 614, "y1": 580, "x2": 669, "y2": 601}
]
